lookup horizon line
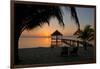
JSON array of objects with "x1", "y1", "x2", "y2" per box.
[{"x1": 20, "y1": 35, "x2": 76, "y2": 38}]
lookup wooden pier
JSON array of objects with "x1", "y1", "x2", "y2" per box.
[
  {"x1": 61, "y1": 39, "x2": 92, "y2": 47},
  {"x1": 61, "y1": 39, "x2": 80, "y2": 47}
]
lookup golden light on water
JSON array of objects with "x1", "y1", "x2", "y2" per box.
[{"x1": 19, "y1": 37, "x2": 51, "y2": 48}]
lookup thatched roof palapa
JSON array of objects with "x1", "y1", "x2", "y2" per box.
[{"x1": 51, "y1": 30, "x2": 63, "y2": 36}]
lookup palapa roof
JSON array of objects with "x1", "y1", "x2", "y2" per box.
[{"x1": 51, "y1": 30, "x2": 63, "y2": 36}]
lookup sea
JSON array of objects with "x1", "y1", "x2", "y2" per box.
[{"x1": 19, "y1": 36, "x2": 94, "y2": 48}]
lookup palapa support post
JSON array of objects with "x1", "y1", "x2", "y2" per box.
[{"x1": 51, "y1": 30, "x2": 63, "y2": 48}]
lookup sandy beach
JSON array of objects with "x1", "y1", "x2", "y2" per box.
[{"x1": 17, "y1": 46, "x2": 95, "y2": 66}]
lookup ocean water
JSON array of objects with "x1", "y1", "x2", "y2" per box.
[{"x1": 19, "y1": 36, "x2": 94, "y2": 48}]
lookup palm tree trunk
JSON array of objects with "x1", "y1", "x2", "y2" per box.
[
  {"x1": 14, "y1": 29, "x2": 21, "y2": 64},
  {"x1": 83, "y1": 40, "x2": 87, "y2": 50},
  {"x1": 14, "y1": 38, "x2": 19, "y2": 64}
]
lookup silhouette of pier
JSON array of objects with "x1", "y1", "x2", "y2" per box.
[
  {"x1": 62, "y1": 39, "x2": 92, "y2": 47},
  {"x1": 62, "y1": 39, "x2": 80, "y2": 47}
]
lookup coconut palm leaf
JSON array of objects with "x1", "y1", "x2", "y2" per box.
[
  {"x1": 70, "y1": 7, "x2": 80, "y2": 30},
  {"x1": 75, "y1": 25, "x2": 94, "y2": 50},
  {"x1": 75, "y1": 25, "x2": 94, "y2": 41},
  {"x1": 15, "y1": 3, "x2": 64, "y2": 34},
  {"x1": 15, "y1": 4, "x2": 80, "y2": 35}
]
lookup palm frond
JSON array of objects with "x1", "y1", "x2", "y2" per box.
[
  {"x1": 70, "y1": 7, "x2": 80, "y2": 30},
  {"x1": 76, "y1": 25, "x2": 94, "y2": 41},
  {"x1": 15, "y1": 3, "x2": 64, "y2": 33},
  {"x1": 15, "y1": 3, "x2": 81, "y2": 35}
]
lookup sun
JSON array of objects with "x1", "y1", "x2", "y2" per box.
[{"x1": 43, "y1": 31, "x2": 50, "y2": 36}]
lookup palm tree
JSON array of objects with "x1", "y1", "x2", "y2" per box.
[
  {"x1": 74, "y1": 25, "x2": 94, "y2": 50},
  {"x1": 14, "y1": 2, "x2": 80, "y2": 64}
]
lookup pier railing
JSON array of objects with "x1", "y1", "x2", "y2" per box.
[
  {"x1": 61, "y1": 39, "x2": 93, "y2": 47},
  {"x1": 62, "y1": 39, "x2": 80, "y2": 47}
]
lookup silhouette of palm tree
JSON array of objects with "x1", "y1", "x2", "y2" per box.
[
  {"x1": 74, "y1": 25, "x2": 94, "y2": 50},
  {"x1": 14, "y1": 3, "x2": 80, "y2": 64}
]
